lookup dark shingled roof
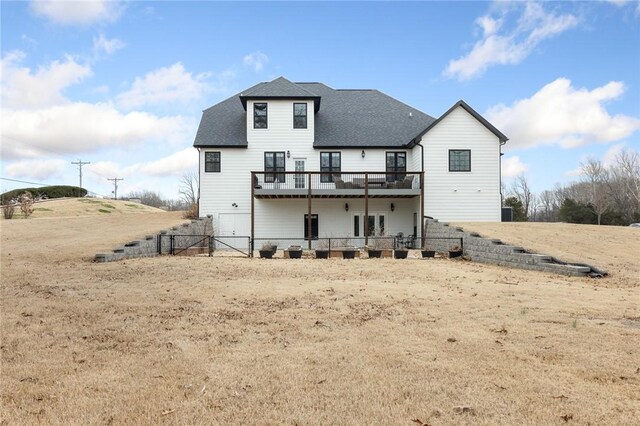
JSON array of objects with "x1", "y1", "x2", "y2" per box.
[
  {"x1": 297, "y1": 82, "x2": 434, "y2": 148},
  {"x1": 239, "y1": 77, "x2": 322, "y2": 112},
  {"x1": 195, "y1": 77, "x2": 508, "y2": 149}
]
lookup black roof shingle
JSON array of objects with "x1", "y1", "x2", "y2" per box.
[{"x1": 193, "y1": 77, "x2": 506, "y2": 149}]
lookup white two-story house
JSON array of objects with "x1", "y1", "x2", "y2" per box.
[{"x1": 193, "y1": 77, "x2": 507, "y2": 250}]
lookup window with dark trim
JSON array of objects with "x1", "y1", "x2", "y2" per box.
[
  {"x1": 293, "y1": 103, "x2": 307, "y2": 129},
  {"x1": 304, "y1": 214, "x2": 318, "y2": 240},
  {"x1": 449, "y1": 150, "x2": 471, "y2": 172},
  {"x1": 204, "y1": 152, "x2": 221, "y2": 173},
  {"x1": 354, "y1": 215, "x2": 360, "y2": 237},
  {"x1": 386, "y1": 152, "x2": 406, "y2": 181},
  {"x1": 264, "y1": 152, "x2": 285, "y2": 182},
  {"x1": 320, "y1": 152, "x2": 341, "y2": 183},
  {"x1": 254, "y1": 103, "x2": 267, "y2": 129}
]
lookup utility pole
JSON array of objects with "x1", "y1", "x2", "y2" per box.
[
  {"x1": 71, "y1": 159, "x2": 90, "y2": 189},
  {"x1": 107, "y1": 178, "x2": 123, "y2": 200}
]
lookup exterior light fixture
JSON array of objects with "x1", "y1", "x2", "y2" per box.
[
  {"x1": 390, "y1": 203, "x2": 395, "y2": 212},
  {"x1": 232, "y1": 203, "x2": 238, "y2": 207},
  {"x1": 345, "y1": 203, "x2": 349, "y2": 212},
  {"x1": 287, "y1": 150, "x2": 291, "y2": 158},
  {"x1": 361, "y1": 150, "x2": 365, "y2": 158}
]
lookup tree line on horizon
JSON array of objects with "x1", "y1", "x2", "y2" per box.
[{"x1": 504, "y1": 149, "x2": 640, "y2": 226}]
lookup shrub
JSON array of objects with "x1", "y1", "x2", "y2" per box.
[
  {"x1": 183, "y1": 203, "x2": 199, "y2": 219},
  {"x1": 2, "y1": 204, "x2": 15, "y2": 219},
  {"x1": 0, "y1": 186, "x2": 87, "y2": 204},
  {"x1": 559, "y1": 199, "x2": 597, "y2": 224},
  {"x1": 18, "y1": 192, "x2": 34, "y2": 218}
]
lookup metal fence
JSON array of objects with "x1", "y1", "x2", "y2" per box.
[
  {"x1": 157, "y1": 234, "x2": 215, "y2": 257},
  {"x1": 157, "y1": 234, "x2": 464, "y2": 258}
]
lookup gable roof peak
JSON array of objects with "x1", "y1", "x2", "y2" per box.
[{"x1": 239, "y1": 76, "x2": 321, "y2": 111}]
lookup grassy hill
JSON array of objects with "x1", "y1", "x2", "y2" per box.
[{"x1": 3, "y1": 197, "x2": 166, "y2": 219}]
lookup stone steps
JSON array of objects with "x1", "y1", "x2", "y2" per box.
[{"x1": 423, "y1": 218, "x2": 605, "y2": 277}]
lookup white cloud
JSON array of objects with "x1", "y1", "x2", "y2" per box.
[
  {"x1": 1, "y1": 50, "x2": 92, "y2": 109},
  {"x1": 486, "y1": 78, "x2": 640, "y2": 150},
  {"x1": 243, "y1": 51, "x2": 269, "y2": 72},
  {"x1": 30, "y1": 0, "x2": 124, "y2": 25},
  {"x1": 21, "y1": 34, "x2": 38, "y2": 48},
  {"x1": 444, "y1": 3, "x2": 579, "y2": 80},
  {"x1": 602, "y1": 142, "x2": 627, "y2": 167},
  {"x1": 84, "y1": 149, "x2": 198, "y2": 189},
  {"x1": 1, "y1": 52, "x2": 191, "y2": 160},
  {"x1": 4, "y1": 159, "x2": 66, "y2": 181},
  {"x1": 2, "y1": 102, "x2": 189, "y2": 159},
  {"x1": 502, "y1": 156, "x2": 529, "y2": 178},
  {"x1": 605, "y1": 0, "x2": 630, "y2": 6},
  {"x1": 116, "y1": 62, "x2": 211, "y2": 109},
  {"x1": 92, "y1": 33, "x2": 125, "y2": 56},
  {"x1": 137, "y1": 148, "x2": 198, "y2": 177},
  {"x1": 86, "y1": 160, "x2": 132, "y2": 181}
]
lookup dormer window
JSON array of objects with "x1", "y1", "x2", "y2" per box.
[
  {"x1": 293, "y1": 103, "x2": 307, "y2": 129},
  {"x1": 254, "y1": 103, "x2": 267, "y2": 129}
]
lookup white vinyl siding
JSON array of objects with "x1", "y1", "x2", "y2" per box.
[{"x1": 421, "y1": 106, "x2": 501, "y2": 221}]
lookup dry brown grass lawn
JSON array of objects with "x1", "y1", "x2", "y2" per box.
[
  {"x1": 1, "y1": 208, "x2": 639, "y2": 425},
  {"x1": 3, "y1": 197, "x2": 165, "y2": 220}
]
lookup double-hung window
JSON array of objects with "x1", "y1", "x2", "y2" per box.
[
  {"x1": 264, "y1": 152, "x2": 285, "y2": 183},
  {"x1": 449, "y1": 150, "x2": 471, "y2": 172},
  {"x1": 204, "y1": 152, "x2": 221, "y2": 172},
  {"x1": 386, "y1": 152, "x2": 406, "y2": 182},
  {"x1": 320, "y1": 152, "x2": 341, "y2": 183},
  {"x1": 254, "y1": 103, "x2": 267, "y2": 129},
  {"x1": 293, "y1": 103, "x2": 307, "y2": 129}
]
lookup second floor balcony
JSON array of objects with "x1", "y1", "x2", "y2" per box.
[{"x1": 252, "y1": 171, "x2": 423, "y2": 199}]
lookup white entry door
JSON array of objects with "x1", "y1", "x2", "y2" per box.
[
  {"x1": 218, "y1": 213, "x2": 250, "y2": 248},
  {"x1": 294, "y1": 158, "x2": 306, "y2": 189}
]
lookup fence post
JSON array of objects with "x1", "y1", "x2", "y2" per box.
[{"x1": 328, "y1": 238, "x2": 331, "y2": 257}]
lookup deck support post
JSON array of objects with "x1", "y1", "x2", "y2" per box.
[
  {"x1": 307, "y1": 173, "x2": 312, "y2": 250},
  {"x1": 250, "y1": 172, "x2": 255, "y2": 258},
  {"x1": 420, "y1": 172, "x2": 425, "y2": 246},
  {"x1": 364, "y1": 172, "x2": 369, "y2": 247}
]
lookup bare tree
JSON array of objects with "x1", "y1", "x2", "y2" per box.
[
  {"x1": 510, "y1": 175, "x2": 533, "y2": 221},
  {"x1": 581, "y1": 157, "x2": 610, "y2": 225},
  {"x1": 615, "y1": 149, "x2": 640, "y2": 208},
  {"x1": 126, "y1": 190, "x2": 166, "y2": 208},
  {"x1": 179, "y1": 171, "x2": 199, "y2": 219},
  {"x1": 537, "y1": 190, "x2": 557, "y2": 222}
]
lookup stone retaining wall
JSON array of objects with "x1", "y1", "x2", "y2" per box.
[
  {"x1": 94, "y1": 216, "x2": 213, "y2": 262},
  {"x1": 424, "y1": 219, "x2": 604, "y2": 277}
]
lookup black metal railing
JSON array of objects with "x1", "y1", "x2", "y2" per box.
[{"x1": 251, "y1": 171, "x2": 422, "y2": 193}]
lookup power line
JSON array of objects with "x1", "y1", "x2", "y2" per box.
[
  {"x1": 71, "y1": 160, "x2": 91, "y2": 189},
  {"x1": 107, "y1": 177, "x2": 124, "y2": 199},
  {"x1": 0, "y1": 177, "x2": 52, "y2": 186}
]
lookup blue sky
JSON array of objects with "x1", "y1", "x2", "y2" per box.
[{"x1": 2, "y1": 0, "x2": 639, "y2": 199}]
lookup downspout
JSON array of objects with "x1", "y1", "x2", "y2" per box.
[
  {"x1": 415, "y1": 139, "x2": 425, "y2": 244},
  {"x1": 197, "y1": 147, "x2": 201, "y2": 217},
  {"x1": 499, "y1": 139, "x2": 507, "y2": 219}
]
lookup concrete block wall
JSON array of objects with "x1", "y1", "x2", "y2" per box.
[
  {"x1": 94, "y1": 216, "x2": 213, "y2": 262},
  {"x1": 424, "y1": 219, "x2": 601, "y2": 277}
]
